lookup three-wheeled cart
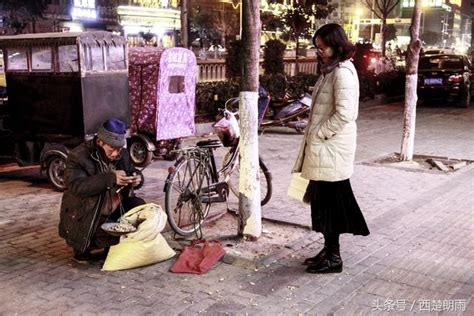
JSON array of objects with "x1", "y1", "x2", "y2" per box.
[
  {"x1": 128, "y1": 47, "x2": 197, "y2": 166},
  {"x1": 0, "y1": 31, "x2": 130, "y2": 190}
]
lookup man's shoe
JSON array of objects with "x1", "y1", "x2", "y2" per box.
[
  {"x1": 72, "y1": 251, "x2": 95, "y2": 264},
  {"x1": 302, "y1": 247, "x2": 327, "y2": 266},
  {"x1": 305, "y1": 245, "x2": 343, "y2": 274},
  {"x1": 72, "y1": 249, "x2": 108, "y2": 264}
]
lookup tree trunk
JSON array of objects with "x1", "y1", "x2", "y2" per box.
[
  {"x1": 471, "y1": 17, "x2": 474, "y2": 62},
  {"x1": 295, "y1": 37, "x2": 300, "y2": 75},
  {"x1": 381, "y1": 18, "x2": 387, "y2": 57},
  {"x1": 180, "y1": 0, "x2": 188, "y2": 48},
  {"x1": 400, "y1": 0, "x2": 422, "y2": 161},
  {"x1": 237, "y1": 0, "x2": 261, "y2": 239}
]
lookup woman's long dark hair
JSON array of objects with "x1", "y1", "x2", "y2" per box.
[{"x1": 313, "y1": 23, "x2": 355, "y2": 61}]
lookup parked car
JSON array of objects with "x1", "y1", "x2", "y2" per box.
[
  {"x1": 417, "y1": 54, "x2": 473, "y2": 108},
  {"x1": 422, "y1": 48, "x2": 454, "y2": 56},
  {"x1": 353, "y1": 45, "x2": 383, "y2": 73}
]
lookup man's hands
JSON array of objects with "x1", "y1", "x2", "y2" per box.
[{"x1": 114, "y1": 170, "x2": 142, "y2": 188}]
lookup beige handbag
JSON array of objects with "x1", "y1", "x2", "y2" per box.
[{"x1": 287, "y1": 173, "x2": 310, "y2": 202}]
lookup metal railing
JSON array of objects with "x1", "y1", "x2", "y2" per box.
[{"x1": 197, "y1": 58, "x2": 317, "y2": 82}]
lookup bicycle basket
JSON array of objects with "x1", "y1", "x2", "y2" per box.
[{"x1": 213, "y1": 114, "x2": 239, "y2": 147}]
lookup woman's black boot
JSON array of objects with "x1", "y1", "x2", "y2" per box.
[
  {"x1": 305, "y1": 245, "x2": 343, "y2": 274},
  {"x1": 302, "y1": 247, "x2": 327, "y2": 266}
]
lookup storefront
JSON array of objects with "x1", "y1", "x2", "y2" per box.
[
  {"x1": 68, "y1": 0, "x2": 120, "y2": 32},
  {"x1": 117, "y1": 1, "x2": 180, "y2": 47}
]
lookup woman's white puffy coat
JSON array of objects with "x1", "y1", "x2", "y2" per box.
[{"x1": 292, "y1": 60, "x2": 359, "y2": 181}]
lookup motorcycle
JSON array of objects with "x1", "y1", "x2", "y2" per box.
[{"x1": 258, "y1": 86, "x2": 312, "y2": 134}]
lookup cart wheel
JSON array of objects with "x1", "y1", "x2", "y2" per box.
[
  {"x1": 47, "y1": 155, "x2": 66, "y2": 191},
  {"x1": 129, "y1": 137, "x2": 153, "y2": 167}
]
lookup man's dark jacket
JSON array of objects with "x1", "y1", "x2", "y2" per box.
[{"x1": 59, "y1": 139, "x2": 138, "y2": 253}]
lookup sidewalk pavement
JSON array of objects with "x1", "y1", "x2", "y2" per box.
[{"x1": 0, "y1": 102, "x2": 472, "y2": 314}]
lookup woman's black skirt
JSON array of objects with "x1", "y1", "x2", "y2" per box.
[{"x1": 308, "y1": 179, "x2": 370, "y2": 236}]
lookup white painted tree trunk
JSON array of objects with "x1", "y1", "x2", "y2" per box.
[
  {"x1": 238, "y1": 0, "x2": 261, "y2": 239},
  {"x1": 238, "y1": 92, "x2": 261, "y2": 238},
  {"x1": 401, "y1": 74, "x2": 417, "y2": 160},
  {"x1": 400, "y1": 0, "x2": 422, "y2": 161}
]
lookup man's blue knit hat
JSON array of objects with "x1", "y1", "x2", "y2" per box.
[{"x1": 97, "y1": 118, "x2": 126, "y2": 148}]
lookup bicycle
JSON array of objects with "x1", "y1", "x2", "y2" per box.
[{"x1": 163, "y1": 103, "x2": 272, "y2": 236}]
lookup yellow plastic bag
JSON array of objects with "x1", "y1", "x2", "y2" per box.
[
  {"x1": 287, "y1": 173, "x2": 309, "y2": 202},
  {"x1": 102, "y1": 203, "x2": 176, "y2": 271}
]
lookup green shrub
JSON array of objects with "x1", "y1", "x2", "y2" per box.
[
  {"x1": 259, "y1": 73, "x2": 288, "y2": 99},
  {"x1": 195, "y1": 74, "x2": 318, "y2": 116},
  {"x1": 225, "y1": 40, "x2": 244, "y2": 79},
  {"x1": 195, "y1": 79, "x2": 241, "y2": 116},
  {"x1": 287, "y1": 73, "x2": 318, "y2": 98},
  {"x1": 375, "y1": 68, "x2": 405, "y2": 97},
  {"x1": 259, "y1": 73, "x2": 318, "y2": 100},
  {"x1": 263, "y1": 39, "x2": 286, "y2": 75},
  {"x1": 359, "y1": 72, "x2": 376, "y2": 100}
]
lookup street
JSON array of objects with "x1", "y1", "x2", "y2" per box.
[{"x1": 0, "y1": 101, "x2": 473, "y2": 315}]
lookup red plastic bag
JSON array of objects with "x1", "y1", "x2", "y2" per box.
[{"x1": 170, "y1": 240, "x2": 225, "y2": 274}]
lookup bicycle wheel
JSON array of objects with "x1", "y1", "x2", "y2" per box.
[
  {"x1": 223, "y1": 153, "x2": 272, "y2": 206},
  {"x1": 164, "y1": 155, "x2": 212, "y2": 236}
]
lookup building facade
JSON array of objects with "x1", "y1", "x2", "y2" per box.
[{"x1": 0, "y1": 0, "x2": 181, "y2": 48}]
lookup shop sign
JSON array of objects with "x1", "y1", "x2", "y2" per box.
[
  {"x1": 132, "y1": 0, "x2": 179, "y2": 8},
  {"x1": 133, "y1": 0, "x2": 164, "y2": 7},
  {"x1": 98, "y1": 6, "x2": 118, "y2": 23},
  {"x1": 447, "y1": 0, "x2": 461, "y2": 7},
  {"x1": 72, "y1": 0, "x2": 97, "y2": 20}
]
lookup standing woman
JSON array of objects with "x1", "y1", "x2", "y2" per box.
[{"x1": 292, "y1": 23, "x2": 370, "y2": 274}]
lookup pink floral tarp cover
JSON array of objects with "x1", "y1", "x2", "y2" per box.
[{"x1": 128, "y1": 47, "x2": 196, "y2": 140}]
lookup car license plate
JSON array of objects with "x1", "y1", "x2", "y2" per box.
[{"x1": 424, "y1": 78, "x2": 442, "y2": 85}]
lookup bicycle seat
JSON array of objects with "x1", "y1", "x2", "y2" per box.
[{"x1": 196, "y1": 139, "x2": 222, "y2": 148}]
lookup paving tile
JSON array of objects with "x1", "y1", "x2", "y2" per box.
[{"x1": 1, "y1": 104, "x2": 474, "y2": 314}]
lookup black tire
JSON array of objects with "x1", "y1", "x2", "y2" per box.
[
  {"x1": 128, "y1": 137, "x2": 153, "y2": 167},
  {"x1": 258, "y1": 158, "x2": 273, "y2": 206},
  {"x1": 164, "y1": 156, "x2": 212, "y2": 236},
  {"x1": 46, "y1": 155, "x2": 67, "y2": 191},
  {"x1": 224, "y1": 154, "x2": 272, "y2": 206}
]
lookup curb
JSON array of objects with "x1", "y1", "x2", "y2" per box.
[
  {"x1": 222, "y1": 230, "x2": 320, "y2": 270},
  {"x1": 360, "y1": 94, "x2": 404, "y2": 108},
  {"x1": 166, "y1": 215, "x2": 318, "y2": 271}
]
